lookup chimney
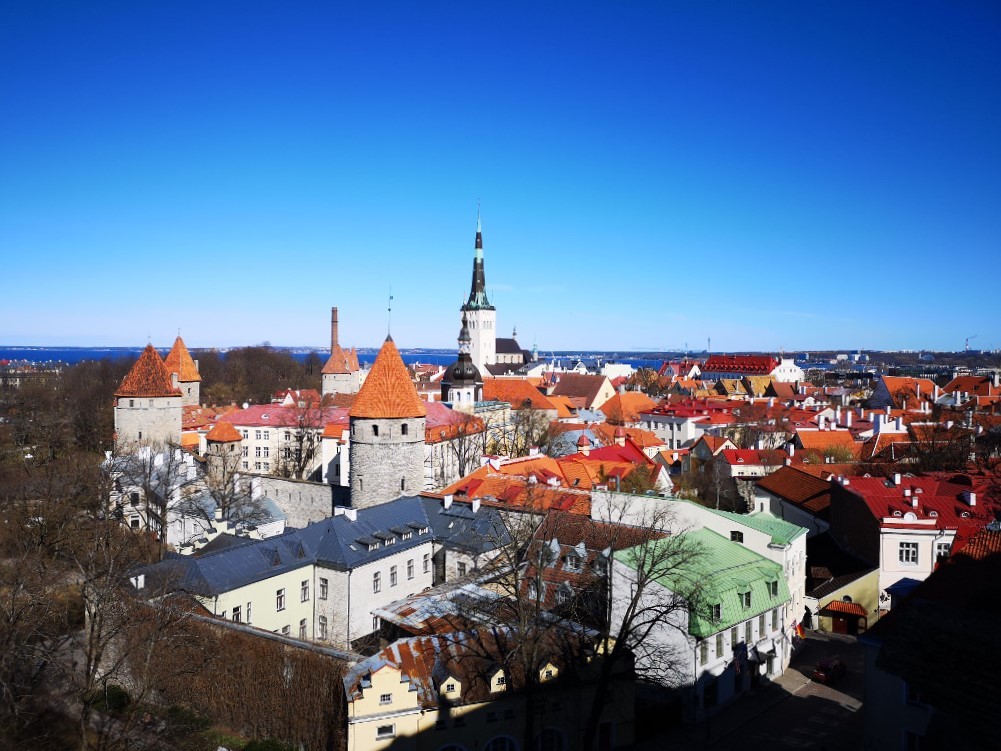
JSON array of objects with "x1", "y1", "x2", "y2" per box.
[
  {"x1": 330, "y1": 307, "x2": 339, "y2": 352},
  {"x1": 171, "y1": 372, "x2": 179, "y2": 388},
  {"x1": 443, "y1": 494, "x2": 453, "y2": 509},
  {"x1": 841, "y1": 477, "x2": 850, "y2": 486},
  {"x1": 784, "y1": 457, "x2": 792, "y2": 466},
  {"x1": 846, "y1": 411, "x2": 852, "y2": 428},
  {"x1": 962, "y1": 491, "x2": 977, "y2": 507},
  {"x1": 471, "y1": 498, "x2": 481, "y2": 513},
  {"x1": 895, "y1": 417, "x2": 903, "y2": 431},
  {"x1": 194, "y1": 359, "x2": 200, "y2": 373},
  {"x1": 341, "y1": 507, "x2": 357, "y2": 521},
  {"x1": 835, "y1": 405, "x2": 842, "y2": 425},
  {"x1": 787, "y1": 443, "x2": 795, "y2": 457},
  {"x1": 911, "y1": 493, "x2": 919, "y2": 509},
  {"x1": 893, "y1": 472, "x2": 902, "y2": 486},
  {"x1": 818, "y1": 415, "x2": 826, "y2": 430}
]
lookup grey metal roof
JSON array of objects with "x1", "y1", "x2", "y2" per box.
[{"x1": 420, "y1": 497, "x2": 511, "y2": 555}]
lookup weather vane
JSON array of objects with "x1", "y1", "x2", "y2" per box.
[{"x1": 387, "y1": 287, "x2": 394, "y2": 336}]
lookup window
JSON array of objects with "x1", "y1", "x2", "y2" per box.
[
  {"x1": 372, "y1": 615, "x2": 380, "y2": 631},
  {"x1": 457, "y1": 562, "x2": 467, "y2": 577},
  {"x1": 423, "y1": 553, "x2": 430, "y2": 573},
  {"x1": 739, "y1": 591, "x2": 751, "y2": 609},
  {"x1": 390, "y1": 566, "x2": 398, "y2": 587},
  {"x1": 284, "y1": 431, "x2": 291, "y2": 441},
  {"x1": 407, "y1": 559, "x2": 414, "y2": 579},
  {"x1": 373, "y1": 572, "x2": 381, "y2": 593},
  {"x1": 375, "y1": 724, "x2": 395, "y2": 740},
  {"x1": 401, "y1": 478, "x2": 406, "y2": 491},
  {"x1": 715, "y1": 632, "x2": 723, "y2": 657},
  {"x1": 255, "y1": 430, "x2": 262, "y2": 440},
  {"x1": 276, "y1": 588, "x2": 285, "y2": 611},
  {"x1": 254, "y1": 462, "x2": 261, "y2": 470},
  {"x1": 401, "y1": 423, "x2": 408, "y2": 436},
  {"x1": 446, "y1": 683, "x2": 455, "y2": 692},
  {"x1": 319, "y1": 577, "x2": 328, "y2": 599},
  {"x1": 242, "y1": 446, "x2": 248, "y2": 457},
  {"x1": 758, "y1": 613, "x2": 765, "y2": 634},
  {"x1": 372, "y1": 425, "x2": 379, "y2": 437},
  {"x1": 565, "y1": 553, "x2": 582, "y2": 572},
  {"x1": 263, "y1": 446, "x2": 269, "y2": 457},
  {"x1": 301, "y1": 580, "x2": 309, "y2": 602},
  {"x1": 730, "y1": 626, "x2": 738, "y2": 648},
  {"x1": 712, "y1": 603, "x2": 721, "y2": 622},
  {"x1": 246, "y1": 602, "x2": 252, "y2": 624},
  {"x1": 221, "y1": 611, "x2": 227, "y2": 620},
  {"x1": 232, "y1": 605, "x2": 241, "y2": 623},
  {"x1": 935, "y1": 542, "x2": 951, "y2": 562},
  {"x1": 263, "y1": 430, "x2": 269, "y2": 441},
  {"x1": 242, "y1": 461, "x2": 249, "y2": 469},
  {"x1": 899, "y1": 542, "x2": 919, "y2": 565},
  {"x1": 299, "y1": 619, "x2": 307, "y2": 639},
  {"x1": 745, "y1": 621, "x2": 752, "y2": 644},
  {"x1": 281, "y1": 625, "x2": 290, "y2": 636},
  {"x1": 318, "y1": 616, "x2": 327, "y2": 640},
  {"x1": 730, "y1": 530, "x2": 744, "y2": 543},
  {"x1": 699, "y1": 640, "x2": 708, "y2": 666},
  {"x1": 255, "y1": 446, "x2": 262, "y2": 457},
  {"x1": 772, "y1": 608, "x2": 779, "y2": 631},
  {"x1": 555, "y1": 587, "x2": 569, "y2": 606},
  {"x1": 379, "y1": 693, "x2": 392, "y2": 705},
  {"x1": 496, "y1": 675, "x2": 506, "y2": 686},
  {"x1": 768, "y1": 580, "x2": 779, "y2": 597}
]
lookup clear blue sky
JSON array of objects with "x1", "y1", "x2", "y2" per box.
[{"x1": 2, "y1": 1, "x2": 999, "y2": 353}]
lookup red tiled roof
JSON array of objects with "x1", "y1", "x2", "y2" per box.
[
  {"x1": 348, "y1": 336, "x2": 426, "y2": 419},
  {"x1": 115, "y1": 344, "x2": 182, "y2": 398},
  {"x1": 842, "y1": 475, "x2": 1001, "y2": 530},
  {"x1": 702, "y1": 355, "x2": 779, "y2": 375},
  {"x1": 550, "y1": 373, "x2": 610, "y2": 407},
  {"x1": 821, "y1": 600, "x2": 868, "y2": 617},
  {"x1": 756, "y1": 465, "x2": 833, "y2": 518},
  {"x1": 205, "y1": 421, "x2": 242, "y2": 442},
  {"x1": 164, "y1": 336, "x2": 201, "y2": 383},
  {"x1": 322, "y1": 342, "x2": 354, "y2": 375},
  {"x1": 225, "y1": 404, "x2": 348, "y2": 428},
  {"x1": 482, "y1": 379, "x2": 557, "y2": 411},
  {"x1": 424, "y1": 401, "x2": 485, "y2": 443}
]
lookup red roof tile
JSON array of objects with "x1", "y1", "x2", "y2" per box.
[
  {"x1": 115, "y1": 344, "x2": 182, "y2": 398},
  {"x1": 205, "y1": 421, "x2": 242, "y2": 442},
  {"x1": 482, "y1": 378, "x2": 558, "y2": 411},
  {"x1": 164, "y1": 336, "x2": 201, "y2": 382},
  {"x1": 348, "y1": 337, "x2": 426, "y2": 419}
]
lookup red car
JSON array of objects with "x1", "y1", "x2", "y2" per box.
[{"x1": 811, "y1": 657, "x2": 847, "y2": 685}]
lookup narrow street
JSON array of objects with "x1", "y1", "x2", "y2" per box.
[{"x1": 639, "y1": 631, "x2": 864, "y2": 750}]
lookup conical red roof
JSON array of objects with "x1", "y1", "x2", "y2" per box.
[
  {"x1": 206, "y1": 421, "x2": 242, "y2": 443},
  {"x1": 322, "y1": 343, "x2": 353, "y2": 375},
  {"x1": 164, "y1": 336, "x2": 201, "y2": 382},
  {"x1": 116, "y1": 344, "x2": 182, "y2": 398},
  {"x1": 348, "y1": 337, "x2": 426, "y2": 419}
]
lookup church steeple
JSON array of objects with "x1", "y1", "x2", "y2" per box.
[{"x1": 464, "y1": 209, "x2": 494, "y2": 312}]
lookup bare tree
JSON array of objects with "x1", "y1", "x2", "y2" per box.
[{"x1": 272, "y1": 395, "x2": 333, "y2": 481}]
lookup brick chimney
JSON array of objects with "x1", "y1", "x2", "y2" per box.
[{"x1": 330, "y1": 307, "x2": 339, "y2": 352}]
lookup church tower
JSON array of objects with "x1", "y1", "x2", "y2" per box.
[
  {"x1": 114, "y1": 344, "x2": 183, "y2": 447},
  {"x1": 441, "y1": 313, "x2": 483, "y2": 412},
  {"x1": 347, "y1": 336, "x2": 426, "y2": 508},
  {"x1": 460, "y1": 212, "x2": 496, "y2": 375},
  {"x1": 164, "y1": 335, "x2": 201, "y2": 407}
]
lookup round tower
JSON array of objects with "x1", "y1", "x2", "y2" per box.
[
  {"x1": 348, "y1": 336, "x2": 427, "y2": 508},
  {"x1": 204, "y1": 420, "x2": 243, "y2": 485}
]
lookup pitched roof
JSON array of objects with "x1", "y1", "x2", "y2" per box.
[
  {"x1": 322, "y1": 342, "x2": 354, "y2": 375},
  {"x1": 348, "y1": 336, "x2": 426, "y2": 419},
  {"x1": 164, "y1": 336, "x2": 201, "y2": 382},
  {"x1": 115, "y1": 344, "x2": 182, "y2": 398},
  {"x1": 482, "y1": 378, "x2": 558, "y2": 411},
  {"x1": 597, "y1": 391, "x2": 657, "y2": 425},
  {"x1": 702, "y1": 355, "x2": 780, "y2": 375},
  {"x1": 756, "y1": 465, "x2": 833, "y2": 518},
  {"x1": 205, "y1": 421, "x2": 242, "y2": 443},
  {"x1": 550, "y1": 373, "x2": 609, "y2": 406}
]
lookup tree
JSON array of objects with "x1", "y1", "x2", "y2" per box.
[{"x1": 272, "y1": 395, "x2": 333, "y2": 481}]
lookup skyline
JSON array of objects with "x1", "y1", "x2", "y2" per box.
[{"x1": 2, "y1": 2, "x2": 1000, "y2": 352}]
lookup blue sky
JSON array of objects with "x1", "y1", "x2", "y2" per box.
[{"x1": 2, "y1": 1, "x2": 999, "y2": 353}]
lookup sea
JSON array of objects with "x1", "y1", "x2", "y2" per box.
[{"x1": 0, "y1": 346, "x2": 666, "y2": 371}]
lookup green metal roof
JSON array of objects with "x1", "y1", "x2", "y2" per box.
[
  {"x1": 615, "y1": 528, "x2": 790, "y2": 639},
  {"x1": 705, "y1": 508, "x2": 806, "y2": 546}
]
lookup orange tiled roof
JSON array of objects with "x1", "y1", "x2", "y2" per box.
[
  {"x1": 547, "y1": 394, "x2": 577, "y2": 419},
  {"x1": 205, "y1": 421, "x2": 242, "y2": 442},
  {"x1": 348, "y1": 336, "x2": 427, "y2": 419},
  {"x1": 164, "y1": 336, "x2": 201, "y2": 382},
  {"x1": 115, "y1": 344, "x2": 182, "y2": 398},
  {"x1": 482, "y1": 379, "x2": 558, "y2": 411},
  {"x1": 590, "y1": 423, "x2": 663, "y2": 450},
  {"x1": 322, "y1": 343, "x2": 354, "y2": 375},
  {"x1": 796, "y1": 430, "x2": 862, "y2": 459},
  {"x1": 597, "y1": 391, "x2": 657, "y2": 425}
]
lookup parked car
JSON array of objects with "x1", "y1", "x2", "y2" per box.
[{"x1": 811, "y1": 657, "x2": 847, "y2": 685}]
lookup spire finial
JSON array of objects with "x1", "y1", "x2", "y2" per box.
[
  {"x1": 387, "y1": 287, "x2": 394, "y2": 337},
  {"x1": 476, "y1": 199, "x2": 481, "y2": 234}
]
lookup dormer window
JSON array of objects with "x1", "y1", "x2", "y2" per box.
[
  {"x1": 712, "y1": 603, "x2": 722, "y2": 622},
  {"x1": 739, "y1": 590, "x2": 751, "y2": 609},
  {"x1": 768, "y1": 580, "x2": 779, "y2": 597},
  {"x1": 730, "y1": 531, "x2": 744, "y2": 544},
  {"x1": 564, "y1": 553, "x2": 582, "y2": 572},
  {"x1": 445, "y1": 682, "x2": 456, "y2": 693}
]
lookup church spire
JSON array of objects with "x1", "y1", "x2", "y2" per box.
[{"x1": 464, "y1": 208, "x2": 494, "y2": 311}]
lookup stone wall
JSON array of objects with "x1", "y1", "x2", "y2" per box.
[
  {"x1": 349, "y1": 416, "x2": 426, "y2": 508},
  {"x1": 254, "y1": 475, "x2": 336, "y2": 528},
  {"x1": 114, "y1": 395, "x2": 182, "y2": 446}
]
